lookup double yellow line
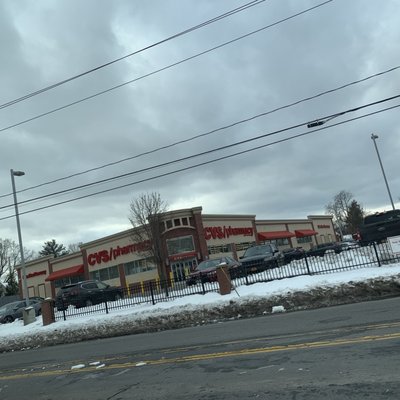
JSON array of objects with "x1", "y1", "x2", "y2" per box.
[{"x1": 2, "y1": 330, "x2": 400, "y2": 381}]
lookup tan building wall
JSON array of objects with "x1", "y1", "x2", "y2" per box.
[
  {"x1": 308, "y1": 215, "x2": 337, "y2": 244},
  {"x1": 51, "y1": 253, "x2": 83, "y2": 273},
  {"x1": 18, "y1": 256, "x2": 52, "y2": 299}
]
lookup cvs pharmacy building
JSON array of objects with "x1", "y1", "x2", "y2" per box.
[{"x1": 17, "y1": 207, "x2": 335, "y2": 299}]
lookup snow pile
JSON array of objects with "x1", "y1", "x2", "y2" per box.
[{"x1": 1, "y1": 264, "x2": 400, "y2": 352}]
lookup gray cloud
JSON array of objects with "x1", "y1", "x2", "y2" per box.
[{"x1": 1, "y1": 0, "x2": 399, "y2": 252}]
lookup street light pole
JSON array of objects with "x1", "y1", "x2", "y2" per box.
[
  {"x1": 10, "y1": 169, "x2": 29, "y2": 307},
  {"x1": 370, "y1": 134, "x2": 395, "y2": 211}
]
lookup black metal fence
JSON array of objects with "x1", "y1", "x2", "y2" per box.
[
  {"x1": 55, "y1": 241, "x2": 400, "y2": 321},
  {"x1": 55, "y1": 276, "x2": 220, "y2": 321}
]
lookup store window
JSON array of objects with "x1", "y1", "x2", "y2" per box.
[
  {"x1": 207, "y1": 244, "x2": 232, "y2": 254},
  {"x1": 89, "y1": 265, "x2": 119, "y2": 282},
  {"x1": 174, "y1": 218, "x2": 181, "y2": 227},
  {"x1": 54, "y1": 274, "x2": 83, "y2": 288},
  {"x1": 124, "y1": 258, "x2": 156, "y2": 276},
  {"x1": 166, "y1": 235, "x2": 195, "y2": 255},
  {"x1": 182, "y1": 217, "x2": 188, "y2": 226},
  {"x1": 166, "y1": 220, "x2": 173, "y2": 230},
  {"x1": 260, "y1": 238, "x2": 290, "y2": 246},
  {"x1": 235, "y1": 241, "x2": 255, "y2": 252},
  {"x1": 297, "y1": 236, "x2": 313, "y2": 244}
]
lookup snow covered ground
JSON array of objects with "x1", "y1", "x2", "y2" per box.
[{"x1": 1, "y1": 261, "x2": 400, "y2": 352}]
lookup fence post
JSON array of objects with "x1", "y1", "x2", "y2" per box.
[
  {"x1": 243, "y1": 266, "x2": 249, "y2": 285},
  {"x1": 372, "y1": 242, "x2": 381, "y2": 267},
  {"x1": 149, "y1": 281, "x2": 156, "y2": 305},
  {"x1": 304, "y1": 254, "x2": 311, "y2": 275},
  {"x1": 164, "y1": 278, "x2": 169, "y2": 298},
  {"x1": 104, "y1": 299, "x2": 109, "y2": 314},
  {"x1": 61, "y1": 299, "x2": 67, "y2": 321},
  {"x1": 201, "y1": 277, "x2": 206, "y2": 295}
]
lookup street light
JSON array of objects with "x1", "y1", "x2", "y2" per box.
[
  {"x1": 10, "y1": 169, "x2": 29, "y2": 307},
  {"x1": 370, "y1": 134, "x2": 395, "y2": 211}
]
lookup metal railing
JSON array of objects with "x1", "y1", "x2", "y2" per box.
[{"x1": 54, "y1": 241, "x2": 400, "y2": 321}]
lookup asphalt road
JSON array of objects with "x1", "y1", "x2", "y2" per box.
[{"x1": 1, "y1": 297, "x2": 400, "y2": 399}]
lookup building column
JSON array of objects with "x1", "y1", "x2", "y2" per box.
[
  {"x1": 81, "y1": 248, "x2": 90, "y2": 280},
  {"x1": 194, "y1": 211, "x2": 209, "y2": 259},
  {"x1": 118, "y1": 263, "x2": 127, "y2": 288},
  {"x1": 252, "y1": 219, "x2": 259, "y2": 244}
]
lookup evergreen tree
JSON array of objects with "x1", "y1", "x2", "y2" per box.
[
  {"x1": 345, "y1": 200, "x2": 365, "y2": 234},
  {"x1": 39, "y1": 239, "x2": 69, "y2": 258},
  {"x1": 4, "y1": 270, "x2": 19, "y2": 295}
]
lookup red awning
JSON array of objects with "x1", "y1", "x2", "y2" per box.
[
  {"x1": 257, "y1": 231, "x2": 295, "y2": 241},
  {"x1": 45, "y1": 264, "x2": 84, "y2": 282},
  {"x1": 295, "y1": 229, "x2": 318, "y2": 238}
]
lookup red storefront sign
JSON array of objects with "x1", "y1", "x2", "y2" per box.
[
  {"x1": 204, "y1": 226, "x2": 253, "y2": 240},
  {"x1": 317, "y1": 224, "x2": 330, "y2": 229},
  {"x1": 26, "y1": 270, "x2": 47, "y2": 279},
  {"x1": 169, "y1": 251, "x2": 198, "y2": 262},
  {"x1": 87, "y1": 240, "x2": 151, "y2": 266}
]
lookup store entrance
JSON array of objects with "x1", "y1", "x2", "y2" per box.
[{"x1": 171, "y1": 258, "x2": 197, "y2": 282}]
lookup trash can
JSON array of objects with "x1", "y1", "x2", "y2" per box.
[
  {"x1": 23, "y1": 307, "x2": 36, "y2": 326},
  {"x1": 41, "y1": 298, "x2": 56, "y2": 326},
  {"x1": 216, "y1": 263, "x2": 232, "y2": 295}
]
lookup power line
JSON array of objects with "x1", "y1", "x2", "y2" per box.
[
  {"x1": 1, "y1": 94, "x2": 398, "y2": 214},
  {"x1": 1, "y1": 101, "x2": 398, "y2": 222},
  {"x1": 2, "y1": 63, "x2": 397, "y2": 200},
  {"x1": 0, "y1": 0, "x2": 332, "y2": 136},
  {"x1": 0, "y1": 0, "x2": 266, "y2": 110}
]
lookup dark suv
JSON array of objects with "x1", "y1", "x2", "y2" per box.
[
  {"x1": 240, "y1": 243, "x2": 282, "y2": 273},
  {"x1": 55, "y1": 280, "x2": 123, "y2": 311}
]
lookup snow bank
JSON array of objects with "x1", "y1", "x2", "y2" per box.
[{"x1": 1, "y1": 264, "x2": 400, "y2": 352}]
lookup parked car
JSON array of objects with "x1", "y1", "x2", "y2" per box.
[
  {"x1": 28, "y1": 296, "x2": 45, "y2": 302},
  {"x1": 338, "y1": 241, "x2": 358, "y2": 251},
  {"x1": 282, "y1": 247, "x2": 306, "y2": 263},
  {"x1": 240, "y1": 243, "x2": 282, "y2": 273},
  {"x1": 0, "y1": 299, "x2": 42, "y2": 324},
  {"x1": 186, "y1": 256, "x2": 241, "y2": 286},
  {"x1": 55, "y1": 280, "x2": 124, "y2": 311},
  {"x1": 307, "y1": 242, "x2": 343, "y2": 257}
]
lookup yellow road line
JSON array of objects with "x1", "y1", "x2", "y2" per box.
[
  {"x1": 2, "y1": 331, "x2": 400, "y2": 381},
  {"x1": 6, "y1": 319, "x2": 400, "y2": 375}
]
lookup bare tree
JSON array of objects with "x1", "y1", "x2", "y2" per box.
[
  {"x1": 67, "y1": 242, "x2": 83, "y2": 253},
  {"x1": 0, "y1": 239, "x2": 20, "y2": 280},
  {"x1": 129, "y1": 192, "x2": 168, "y2": 280},
  {"x1": 0, "y1": 238, "x2": 36, "y2": 282},
  {"x1": 325, "y1": 190, "x2": 355, "y2": 236}
]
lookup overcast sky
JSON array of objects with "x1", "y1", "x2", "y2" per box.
[{"x1": 1, "y1": 0, "x2": 399, "y2": 253}]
